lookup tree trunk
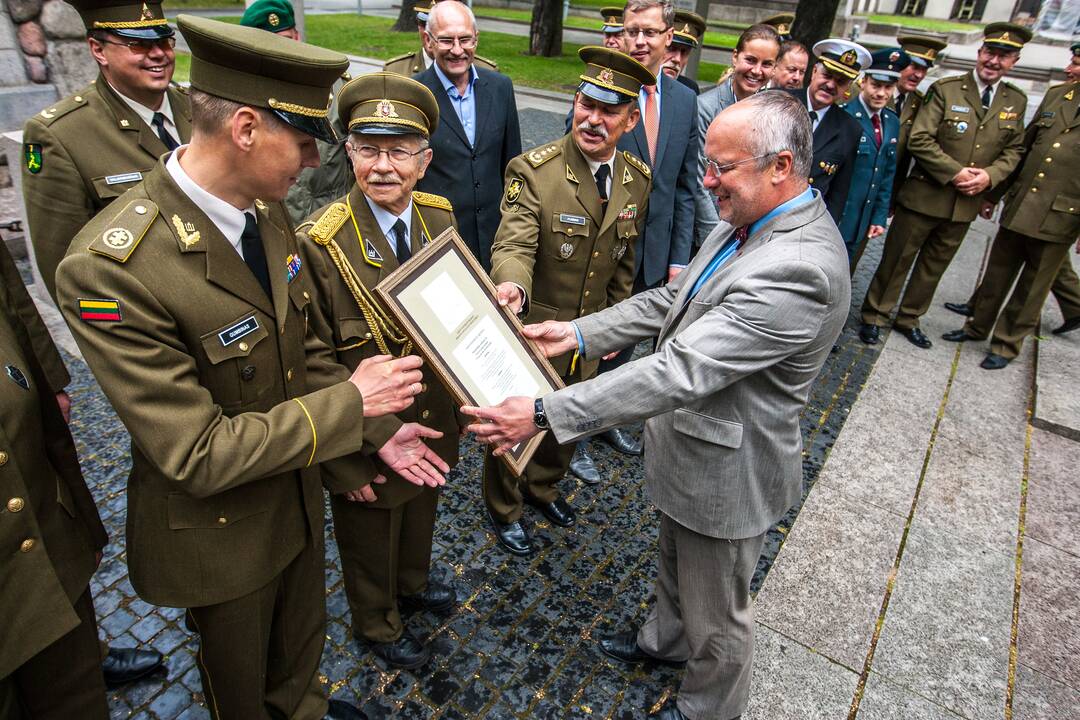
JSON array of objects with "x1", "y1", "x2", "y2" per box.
[
  {"x1": 393, "y1": 0, "x2": 420, "y2": 32},
  {"x1": 529, "y1": 0, "x2": 564, "y2": 57},
  {"x1": 790, "y1": 0, "x2": 842, "y2": 51}
]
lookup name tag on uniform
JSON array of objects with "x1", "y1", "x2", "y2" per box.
[
  {"x1": 950, "y1": 105, "x2": 971, "y2": 113},
  {"x1": 559, "y1": 214, "x2": 587, "y2": 225},
  {"x1": 1040, "y1": 111, "x2": 1056, "y2": 118},
  {"x1": 105, "y1": 172, "x2": 142, "y2": 185},
  {"x1": 219, "y1": 316, "x2": 259, "y2": 346}
]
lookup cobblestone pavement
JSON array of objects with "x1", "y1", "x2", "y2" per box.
[{"x1": 10, "y1": 107, "x2": 890, "y2": 719}]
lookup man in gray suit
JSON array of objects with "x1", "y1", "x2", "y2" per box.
[{"x1": 464, "y1": 91, "x2": 850, "y2": 720}]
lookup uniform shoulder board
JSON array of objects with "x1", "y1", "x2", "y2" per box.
[
  {"x1": 525, "y1": 144, "x2": 561, "y2": 168},
  {"x1": 1002, "y1": 80, "x2": 1025, "y2": 95},
  {"x1": 623, "y1": 151, "x2": 651, "y2": 178},
  {"x1": 475, "y1": 54, "x2": 499, "y2": 71},
  {"x1": 412, "y1": 191, "x2": 452, "y2": 211},
  {"x1": 88, "y1": 199, "x2": 158, "y2": 263},
  {"x1": 384, "y1": 52, "x2": 415, "y2": 64},
  {"x1": 306, "y1": 202, "x2": 349, "y2": 246},
  {"x1": 937, "y1": 74, "x2": 963, "y2": 85},
  {"x1": 170, "y1": 82, "x2": 190, "y2": 96},
  {"x1": 341, "y1": 70, "x2": 352, "y2": 81},
  {"x1": 35, "y1": 90, "x2": 90, "y2": 126}
]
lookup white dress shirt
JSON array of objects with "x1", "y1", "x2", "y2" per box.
[
  {"x1": 973, "y1": 73, "x2": 1000, "y2": 108},
  {"x1": 806, "y1": 93, "x2": 831, "y2": 132},
  {"x1": 585, "y1": 155, "x2": 615, "y2": 199},
  {"x1": 111, "y1": 82, "x2": 179, "y2": 146},
  {"x1": 364, "y1": 195, "x2": 414, "y2": 260},
  {"x1": 166, "y1": 148, "x2": 255, "y2": 259}
]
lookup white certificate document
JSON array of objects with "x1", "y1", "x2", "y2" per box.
[{"x1": 453, "y1": 316, "x2": 540, "y2": 406}]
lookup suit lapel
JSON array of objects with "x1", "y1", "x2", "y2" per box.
[
  {"x1": 627, "y1": 117, "x2": 651, "y2": 169},
  {"x1": 97, "y1": 76, "x2": 170, "y2": 160},
  {"x1": 566, "y1": 139, "x2": 603, "y2": 225},
  {"x1": 424, "y1": 68, "x2": 471, "y2": 148},
  {"x1": 349, "y1": 186, "x2": 398, "y2": 283},
  {"x1": 598, "y1": 153, "x2": 631, "y2": 238},
  {"x1": 963, "y1": 71, "x2": 985, "y2": 119},
  {"x1": 472, "y1": 70, "x2": 490, "y2": 150},
  {"x1": 654, "y1": 75, "x2": 674, "y2": 170},
  {"x1": 256, "y1": 200, "x2": 290, "y2": 323},
  {"x1": 1065, "y1": 88, "x2": 1080, "y2": 129},
  {"x1": 814, "y1": 107, "x2": 842, "y2": 147}
]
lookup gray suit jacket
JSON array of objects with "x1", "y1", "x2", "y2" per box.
[
  {"x1": 692, "y1": 77, "x2": 737, "y2": 245},
  {"x1": 545, "y1": 193, "x2": 850, "y2": 539}
]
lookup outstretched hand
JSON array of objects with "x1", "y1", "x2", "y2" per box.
[
  {"x1": 521, "y1": 321, "x2": 578, "y2": 359},
  {"x1": 462, "y1": 396, "x2": 539, "y2": 456},
  {"x1": 377, "y1": 423, "x2": 450, "y2": 487}
]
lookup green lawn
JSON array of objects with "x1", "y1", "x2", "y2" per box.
[
  {"x1": 861, "y1": 13, "x2": 978, "y2": 32},
  {"x1": 173, "y1": 51, "x2": 190, "y2": 83}
]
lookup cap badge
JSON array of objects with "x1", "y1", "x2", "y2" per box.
[
  {"x1": 682, "y1": 23, "x2": 690, "y2": 33},
  {"x1": 840, "y1": 50, "x2": 857, "y2": 66},
  {"x1": 598, "y1": 68, "x2": 615, "y2": 85},
  {"x1": 269, "y1": 12, "x2": 280, "y2": 26},
  {"x1": 141, "y1": 3, "x2": 153, "y2": 20},
  {"x1": 375, "y1": 100, "x2": 399, "y2": 118},
  {"x1": 606, "y1": 15, "x2": 617, "y2": 24},
  {"x1": 1001, "y1": 31, "x2": 1010, "y2": 41},
  {"x1": 926, "y1": 49, "x2": 937, "y2": 59},
  {"x1": 889, "y1": 51, "x2": 900, "y2": 62}
]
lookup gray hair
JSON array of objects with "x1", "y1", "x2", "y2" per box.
[
  {"x1": 738, "y1": 90, "x2": 812, "y2": 178},
  {"x1": 426, "y1": 0, "x2": 477, "y2": 35},
  {"x1": 623, "y1": 0, "x2": 675, "y2": 28}
]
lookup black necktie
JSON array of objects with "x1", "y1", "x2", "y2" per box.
[
  {"x1": 594, "y1": 163, "x2": 610, "y2": 204},
  {"x1": 981, "y1": 85, "x2": 992, "y2": 109},
  {"x1": 152, "y1": 111, "x2": 179, "y2": 150},
  {"x1": 240, "y1": 212, "x2": 272, "y2": 300},
  {"x1": 392, "y1": 218, "x2": 411, "y2": 263},
  {"x1": 896, "y1": 93, "x2": 905, "y2": 115},
  {"x1": 808, "y1": 109, "x2": 818, "y2": 127}
]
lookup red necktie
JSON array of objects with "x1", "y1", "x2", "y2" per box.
[
  {"x1": 643, "y1": 85, "x2": 658, "y2": 165},
  {"x1": 871, "y1": 113, "x2": 882, "y2": 148}
]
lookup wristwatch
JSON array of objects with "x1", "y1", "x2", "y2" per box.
[{"x1": 533, "y1": 397, "x2": 549, "y2": 429}]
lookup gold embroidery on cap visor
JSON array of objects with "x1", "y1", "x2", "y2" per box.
[
  {"x1": 93, "y1": 17, "x2": 169, "y2": 28},
  {"x1": 580, "y1": 63, "x2": 642, "y2": 99},
  {"x1": 820, "y1": 55, "x2": 860, "y2": 79},
  {"x1": 985, "y1": 31, "x2": 1023, "y2": 48},
  {"x1": 348, "y1": 99, "x2": 432, "y2": 135},
  {"x1": 268, "y1": 96, "x2": 332, "y2": 117}
]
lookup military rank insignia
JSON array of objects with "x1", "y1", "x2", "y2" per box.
[
  {"x1": 77, "y1": 298, "x2": 122, "y2": 322},
  {"x1": 24, "y1": 143, "x2": 42, "y2": 174},
  {"x1": 286, "y1": 253, "x2": 302, "y2": 283},
  {"x1": 617, "y1": 204, "x2": 637, "y2": 221},
  {"x1": 364, "y1": 238, "x2": 384, "y2": 267},
  {"x1": 5, "y1": 364, "x2": 29, "y2": 390},
  {"x1": 1065, "y1": 89, "x2": 1074, "y2": 101},
  {"x1": 505, "y1": 177, "x2": 523, "y2": 204}
]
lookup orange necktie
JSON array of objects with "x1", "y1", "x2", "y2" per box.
[{"x1": 643, "y1": 84, "x2": 658, "y2": 165}]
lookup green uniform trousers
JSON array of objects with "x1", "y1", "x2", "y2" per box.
[
  {"x1": 0, "y1": 588, "x2": 107, "y2": 720},
  {"x1": 186, "y1": 536, "x2": 326, "y2": 720},
  {"x1": 964, "y1": 229, "x2": 1074, "y2": 359},
  {"x1": 965, "y1": 251, "x2": 1080, "y2": 322},
  {"x1": 862, "y1": 206, "x2": 971, "y2": 330},
  {"x1": 483, "y1": 365, "x2": 586, "y2": 525},
  {"x1": 330, "y1": 487, "x2": 439, "y2": 643}
]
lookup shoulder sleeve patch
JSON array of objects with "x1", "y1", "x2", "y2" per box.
[
  {"x1": 88, "y1": 199, "x2": 158, "y2": 263},
  {"x1": 36, "y1": 91, "x2": 89, "y2": 125},
  {"x1": 623, "y1": 151, "x2": 651, "y2": 178},
  {"x1": 475, "y1": 54, "x2": 499, "y2": 71},
  {"x1": 525, "y1": 144, "x2": 561, "y2": 168},
  {"x1": 307, "y1": 202, "x2": 349, "y2": 246},
  {"x1": 412, "y1": 191, "x2": 453, "y2": 210}
]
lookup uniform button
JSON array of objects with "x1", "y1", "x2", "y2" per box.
[
  {"x1": 7, "y1": 497, "x2": 24, "y2": 513},
  {"x1": 0, "y1": 451, "x2": 6, "y2": 466},
  {"x1": 1038, "y1": 172, "x2": 1045, "y2": 178},
  {"x1": 975, "y1": 144, "x2": 981, "y2": 149},
  {"x1": 1031, "y1": 187, "x2": 1038, "y2": 193},
  {"x1": 241, "y1": 365, "x2": 256, "y2": 381},
  {"x1": 20, "y1": 538, "x2": 34, "y2": 552},
  {"x1": 592, "y1": 251, "x2": 599, "y2": 258},
  {"x1": 421, "y1": 409, "x2": 431, "y2": 419},
  {"x1": 238, "y1": 341, "x2": 249, "y2": 352},
  {"x1": 217, "y1": 516, "x2": 227, "y2": 525},
  {"x1": 1053, "y1": 142, "x2": 1061, "y2": 148},
  {"x1": 1045, "y1": 157, "x2": 1053, "y2": 163},
  {"x1": 286, "y1": 369, "x2": 294, "y2": 381},
  {"x1": 303, "y1": 291, "x2": 310, "y2": 300},
  {"x1": 588, "y1": 271, "x2": 595, "y2": 278},
  {"x1": 584, "y1": 290, "x2": 591, "y2": 297},
  {"x1": 979, "y1": 125, "x2": 985, "y2": 130},
  {"x1": 364, "y1": 332, "x2": 372, "y2": 339},
  {"x1": 135, "y1": 205, "x2": 147, "y2": 215},
  {"x1": 74, "y1": 95, "x2": 83, "y2": 102},
  {"x1": 420, "y1": 383, "x2": 428, "y2": 393}
]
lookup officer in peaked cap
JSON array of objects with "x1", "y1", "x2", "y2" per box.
[
  {"x1": 762, "y1": 12, "x2": 795, "y2": 42},
  {"x1": 599, "y1": 6, "x2": 624, "y2": 49},
  {"x1": 240, "y1": 0, "x2": 298, "y2": 39},
  {"x1": 663, "y1": 9, "x2": 706, "y2": 93},
  {"x1": 57, "y1": 15, "x2": 447, "y2": 720},
  {"x1": 295, "y1": 72, "x2": 462, "y2": 672},
  {"x1": 890, "y1": 34, "x2": 949, "y2": 207},
  {"x1": 477, "y1": 47, "x2": 653, "y2": 557}
]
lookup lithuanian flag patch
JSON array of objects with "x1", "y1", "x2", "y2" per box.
[{"x1": 77, "y1": 298, "x2": 122, "y2": 322}]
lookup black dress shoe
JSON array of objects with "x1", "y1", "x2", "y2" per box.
[
  {"x1": 858, "y1": 323, "x2": 880, "y2": 345},
  {"x1": 898, "y1": 326, "x2": 932, "y2": 349},
  {"x1": 569, "y1": 440, "x2": 601, "y2": 485},
  {"x1": 103, "y1": 647, "x2": 164, "y2": 688},
  {"x1": 942, "y1": 329, "x2": 976, "y2": 342},
  {"x1": 944, "y1": 301, "x2": 974, "y2": 316},
  {"x1": 368, "y1": 630, "x2": 430, "y2": 670},
  {"x1": 597, "y1": 427, "x2": 643, "y2": 455},
  {"x1": 400, "y1": 580, "x2": 456, "y2": 613},
  {"x1": 325, "y1": 699, "x2": 368, "y2": 720},
  {"x1": 649, "y1": 698, "x2": 688, "y2": 719},
  {"x1": 488, "y1": 510, "x2": 533, "y2": 556},
  {"x1": 980, "y1": 353, "x2": 1010, "y2": 370},
  {"x1": 1053, "y1": 316, "x2": 1080, "y2": 335},
  {"x1": 597, "y1": 630, "x2": 685, "y2": 667},
  {"x1": 523, "y1": 494, "x2": 576, "y2": 527}
]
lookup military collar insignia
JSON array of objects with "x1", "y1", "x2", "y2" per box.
[
  {"x1": 5, "y1": 364, "x2": 29, "y2": 390},
  {"x1": 505, "y1": 177, "x2": 523, "y2": 204},
  {"x1": 1065, "y1": 88, "x2": 1075, "y2": 101},
  {"x1": 120, "y1": 119, "x2": 131, "y2": 127},
  {"x1": 254, "y1": 199, "x2": 268, "y2": 211},
  {"x1": 172, "y1": 214, "x2": 200, "y2": 248},
  {"x1": 364, "y1": 238, "x2": 384, "y2": 267},
  {"x1": 623, "y1": 166, "x2": 633, "y2": 184},
  {"x1": 566, "y1": 164, "x2": 579, "y2": 183}
]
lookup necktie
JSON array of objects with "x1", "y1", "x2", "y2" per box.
[
  {"x1": 392, "y1": 218, "x2": 411, "y2": 263},
  {"x1": 896, "y1": 92, "x2": 905, "y2": 115},
  {"x1": 981, "y1": 85, "x2": 992, "y2": 109},
  {"x1": 688, "y1": 225, "x2": 748, "y2": 301},
  {"x1": 643, "y1": 85, "x2": 659, "y2": 165},
  {"x1": 594, "y1": 163, "x2": 610, "y2": 204},
  {"x1": 240, "y1": 212, "x2": 272, "y2": 300},
  {"x1": 151, "y1": 111, "x2": 179, "y2": 151},
  {"x1": 871, "y1": 113, "x2": 882, "y2": 147},
  {"x1": 808, "y1": 109, "x2": 818, "y2": 130}
]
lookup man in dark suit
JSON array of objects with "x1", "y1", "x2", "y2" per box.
[
  {"x1": 785, "y1": 39, "x2": 870, "y2": 222},
  {"x1": 414, "y1": 0, "x2": 521, "y2": 272}
]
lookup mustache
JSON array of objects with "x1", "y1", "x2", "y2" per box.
[
  {"x1": 366, "y1": 172, "x2": 403, "y2": 184},
  {"x1": 576, "y1": 120, "x2": 609, "y2": 139}
]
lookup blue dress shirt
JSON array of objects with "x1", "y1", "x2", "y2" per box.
[{"x1": 434, "y1": 63, "x2": 478, "y2": 147}]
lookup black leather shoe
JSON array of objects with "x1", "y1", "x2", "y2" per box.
[
  {"x1": 649, "y1": 698, "x2": 688, "y2": 719},
  {"x1": 980, "y1": 353, "x2": 1011, "y2": 370},
  {"x1": 524, "y1": 494, "x2": 576, "y2": 527},
  {"x1": 488, "y1": 510, "x2": 533, "y2": 556},
  {"x1": 858, "y1": 323, "x2": 880, "y2": 345},
  {"x1": 597, "y1": 427, "x2": 643, "y2": 455},
  {"x1": 569, "y1": 441, "x2": 601, "y2": 485},
  {"x1": 1053, "y1": 316, "x2": 1080, "y2": 335},
  {"x1": 325, "y1": 699, "x2": 368, "y2": 720},
  {"x1": 597, "y1": 630, "x2": 685, "y2": 667},
  {"x1": 942, "y1": 329, "x2": 976, "y2": 342},
  {"x1": 369, "y1": 630, "x2": 430, "y2": 670},
  {"x1": 898, "y1": 326, "x2": 932, "y2": 349},
  {"x1": 944, "y1": 301, "x2": 973, "y2": 316},
  {"x1": 103, "y1": 647, "x2": 164, "y2": 688},
  {"x1": 400, "y1": 580, "x2": 456, "y2": 613}
]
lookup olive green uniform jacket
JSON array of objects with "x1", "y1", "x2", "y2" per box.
[
  {"x1": 0, "y1": 242, "x2": 69, "y2": 393},
  {"x1": 22, "y1": 75, "x2": 192, "y2": 301},
  {"x1": 0, "y1": 275, "x2": 106, "y2": 680},
  {"x1": 296, "y1": 187, "x2": 461, "y2": 507},
  {"x1": 490, "y1": 134, "x2": 651, "y2": 379},
  {"x1": 892, "y1": 88, "x2": 925, "y2": 204},
  {"x1": 54, "y1": 156, "x2": 393, "y2": 609},
  {"x1": 897, "y1": 71, "x2": 1026, "y2": 223}
]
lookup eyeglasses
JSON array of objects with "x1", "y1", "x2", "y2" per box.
[
  {"x1": 620, "y1": 26, "x2": 669, "y2": 40},
  {"x1": 701, "y1": 152, "x2": 776, "y2": 177},
  {"x1": 99, "y1": 37, "x2": 176, "y2": 54},
  {"x1": 430, "y1": 35, "x2": 477, "y2": 49},
  {"x1": 351, "y1": 145, "x2": 426, "y2": 163}
]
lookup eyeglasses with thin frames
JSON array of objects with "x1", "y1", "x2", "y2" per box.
[
  {"x1": 700, "y1": 152, "x2": 777, "y2": 177},
  {"x1": 619, "y1": 26, "x2": 670, "y2": 40},
  {"x1": 99, "y1": 37, "x2": 176, "y2": 54},
  {"x1": 429, "y1": 35, "x2": 478, "y2": 50},
  {"x1": 350, "y1": 145, "x2": 426, "y2": 164}
]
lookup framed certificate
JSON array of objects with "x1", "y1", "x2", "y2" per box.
[{"x1": 376, "y1": 227, "x2": 564, "y2": 475}]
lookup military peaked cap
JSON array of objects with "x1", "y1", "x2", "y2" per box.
[
  {"x1": 67, "y1": 0, "x2": 173, "y2": 39},
  {"x1": 339, "y1": 72, "x2": 439, "y2": 137},
  {"x1": 578, "y1": 46, "x2": 656, "y2": 105}
]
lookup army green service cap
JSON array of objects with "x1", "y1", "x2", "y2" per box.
[
  {"x1": 415, "y1": 3, "x2": 433, "y2": 23},
  {"x1": 599, "y1": 6, "x2": 623, "y2": 35},
  {"x1": 897, "y1": 33, "x2": 947, "y2": 67},
  {"x1": 177, "y1": 14, "x2": 349, "y2": 143},
  {"x1": 982, "y1": 22, "x2": 1032, "y2": 50},
  {"x1": 671, "y1": 10, "x2": 706, "y2": 49},
  {"x1": 239, "y1": 0, "x2": 295, "y2": 33},
  {"x1": 67, "y1": 0, "x2": 173, "y2": 39},
  {"x1": 578, "y1": 46, "x2": 656, "y2": 105},
  {"x1": 762, "y1": 13, "x2": 795, "y2": 41},
  {"x1": 338, "y1": 72, "x2": 439, "y2": 137}
]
